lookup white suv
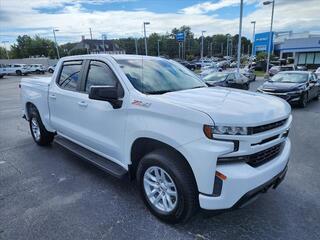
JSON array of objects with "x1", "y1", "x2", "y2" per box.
[
  {"x1": 28, "y1": 64, "x2": 46, "y2": 74},
  {"x1": 4, "y1": 64, "x2": 29, "y2": 75}
]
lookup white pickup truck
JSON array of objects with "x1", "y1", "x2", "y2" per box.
[{"x1": 20, "y1": 55, "x2": 292, "y2": 223}]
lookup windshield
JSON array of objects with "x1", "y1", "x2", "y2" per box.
[
  {"x1": 270, "y1": 72, "x2": 308, "y2": 83},
  {"x1": 116, "y1": 58, "x2": 206, "y2": 94},
  {"x1": 203, "y1": 72, "x2": 228, "y2": 82}
]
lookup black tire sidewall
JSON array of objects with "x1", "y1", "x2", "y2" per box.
[
  {"x1": 137, "y1": 151, "x2": 197, "y2": 223},
  {"x1": 16, "y1": 70, "x2": 22, "y2": 76},
  {"x1": 29, "y1": 111, "x2": 54, "y2": 146}
]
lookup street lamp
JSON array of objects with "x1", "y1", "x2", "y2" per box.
[
  {"x1": 157, "y1": 39, "x2": 160, "y2": 56},
  {"x1": 1, "y1": 41, "x2": 9, "y2": 59},
  {"x1": 52, "y1": 28, "x2": 60, "y2": 59},
  {"x1": 226, "y1": 33, "x2": 231, "y2": 57},
  {"x1": 263, "y1": 0, "x2": 275, "y2": 75},
  {"x1": 236, "y1": 0, "x2": 244, "y2": 77},
  {"x1": 102, "y1": 34, "x2": 107, "y2": 53},
  {"x1": 250, "y1": 21, "x2": 256, "y2": 57},
  {"x1": 143, "y1": 22, "x2": 150, "y2": 56},
  {"x1": 201, "y1": 30, "x2": 206, "y2": 67}
]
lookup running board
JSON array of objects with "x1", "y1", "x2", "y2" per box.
[{"x1": 54, "y1": 136, "x2": 128, "y2": 179}]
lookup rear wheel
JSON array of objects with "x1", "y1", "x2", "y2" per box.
[
  {"x1": 29, "y1": 109, "x2": 54, "y2": 146},
  {"x1": 137, "y1": 149, "x2": 198, "y2": 224},
  {"x1": 48, "y1": 69, "x2": 53, "y2": 73},
  {"x1": 36, "y1": 69, "x2": 41, "y2": 74},
  {"x1": 16, "y1": 70, "x2": 22, "y2": 76}
]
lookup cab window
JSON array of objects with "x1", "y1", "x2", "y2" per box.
[
  {"x1": 85, "y1": 61, "x2": 117, "y2": 93},
  {"x1": 57, "y1": 61, "x2": 83, "y2": 91}
]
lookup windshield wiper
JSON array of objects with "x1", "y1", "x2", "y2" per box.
[{"x1": 190, "y1": 86, "x2": 206, "y2": 89}]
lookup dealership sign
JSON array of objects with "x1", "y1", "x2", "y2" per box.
[
  {"x1": 253, "y1": 32, "x2": 274, "y2": 55},
  {"x1": 176, "y1": 32, "x2": 185, "y2": 42}
]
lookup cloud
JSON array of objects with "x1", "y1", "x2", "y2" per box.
[{"x1": 0, "y1": 0, "x2": 319, "y2": 45}]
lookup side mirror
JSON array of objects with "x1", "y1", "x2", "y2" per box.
[{"x1": 89, "y1": 85, "x2": 123, "y2": 109}]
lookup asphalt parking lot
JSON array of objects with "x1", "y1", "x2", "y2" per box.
[{"x1": 1, "y1": 74, "x2": 320, "y2": 240}]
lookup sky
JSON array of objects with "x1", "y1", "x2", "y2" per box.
[{"x1": 0, "y1": 0, "x2": 319, "y2": 47}]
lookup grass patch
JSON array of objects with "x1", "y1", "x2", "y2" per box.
[{"x1": 255, "y1": 71, "x2": 266, "y2": 77}]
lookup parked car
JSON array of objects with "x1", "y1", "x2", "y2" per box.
[
  {"x1": 0, "y1": 64, "x2": 29, "y2": 76},
  {"x1": 241, "y1": 68, "x2": 256, "y2": 82},
  {"x1": 203, "y1": 71, "x2": 250, "y2": 90},
  {"x1": 0, "y1": 64, "x2": 7, "y2": 78},
  {"x1": 315, "y1": 67, "x2": 320, "y2": 79},
  {"x1": 48, "y1": 65, "x2": 56, "y2": 73},
  {"x1": 28, "y1": 64, "x2": 46, "y2": 74},
  {"x1": 21, "y1": 54, "x2": 291, "y2": 223},
  {"x1": 269, "y1": 65, "x2": 295, "y2": 76},
  {"x1": 199, "y1": 64, "x2": 222, "y2": 77},
  {"x1": 296, "y1": 65, "x2": 307, "y2": 71},
  {"x1": 177, "y1": 60, "x2": 196, "y2": 71},
  {"x1": 257, "y1": 71, "x2": 319, "y2": 107}
]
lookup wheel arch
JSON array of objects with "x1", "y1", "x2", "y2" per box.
[{"x1": 129, "y1": 137, "x2": 197, "y2": 186}]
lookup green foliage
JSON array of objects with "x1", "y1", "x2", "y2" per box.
[
  {"x1": 257, "y1": 52, "x2": 267, "y2": 61},
  {"x1": 10, "y1": 35, "x2": 56, "y2": 59},
  {"x1": 5, "y1": 26, "x2": 252, "y2": 60},
  {"x1": 0, "y1": 47, "x2": 9, "y2": 59}
]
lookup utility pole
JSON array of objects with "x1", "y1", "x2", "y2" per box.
[
  {"x1": 210, "y1": 42, "x2": 213, "y2": 57},
  {"x1": 52, "y1": 28, "x2": 60, "y2": 59},
  {"x1": 250, "y1": 21, "x2": 256, "y2": 56},
  {"x1": 236, "y1": 0, "x2": 244, "y2": 77},
  {"x1": 143, "y1": 22, "x2": 150, "y2": 56},
  {"x1": 263, "y1": 0, "x2": 275, "y2": 75},
  {"x1": 89, "y1": 28, "x2": 93, "y2": 40},
  {"x1": 201, "y1": 30, "x2": 206, "y2": 67},
  {"x1": 221, "y1": 43, "x2": 223, "y2": 55},
  {"x1": 226, "y1": 34, "x2": 230, "y2": 57},
  {"x1": 135, "y1": 38, "x2": 138, "y2": 55},
  {"x1": 102, "y1": 34, "x2": 107, "y2": 53},
  {"x1": 157, "y1": 39, "x2": 160, "y2": 56}
]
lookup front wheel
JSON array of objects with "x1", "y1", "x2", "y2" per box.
[
  {"x1": 29, "y1": 110, "x2": 54, "y2": 146},
  {"x1": 16, "y1": 70, "x2": 22, "y2": 76},
  {"x1": 299, "y1": 92, "x2": 308, "y2": 108},
  {"x1": 137, "y1": 149, "x2": 198, "y2": 224}
]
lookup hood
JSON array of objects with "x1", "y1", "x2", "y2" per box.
[
  {"x1": 152, "y1": 87, "x2": 290, "y2": 126},
  {"x1": 261, "y1": 81, "x2": 305, "y2": 93}
]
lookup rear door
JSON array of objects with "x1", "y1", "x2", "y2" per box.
[
  {"x1": 309, "y1": 74, "x2": 319, "y2": 99},
  {"x1": 48, "y1": 60, "x2": 86, "y2": 140}
]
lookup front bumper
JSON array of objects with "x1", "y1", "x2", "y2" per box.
[
  {"x1": 199, "y1": 138, "x2": 290, "y2": 210},
  {"x1": 258, "y1": 90, "x2": 302, "y2": 103}
]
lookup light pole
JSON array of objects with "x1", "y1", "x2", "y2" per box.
[
  {"x1": 143, "y1": 22, "x2": 150, "y2": 56},
  {"x1": 102, "y1": 34, "x2": 107, "y2": 53},
  {"x1": 1, "y1": 41, "x2": 9, "y2": 59},
  {"x1": 157, "y1": 39, "x2": 160, "y2": 56},
  {"x1": 135, "y1": 38, "x2": 138, "y2": 55},
  {"x1": 236, "y1": 0, "x2": 244, "y2": 77},
  {"x1": 250, "y1": 21, "x2": 256, "y2": 57},
  {"x1": 226, "y1": 34, "x2": 230, "y2": 57},
  {"x1": 201, "y1": 30, "x2": 206, "y2": 67},
  {"x1": 52, "y1": 28, "x2": 60, "y2": 59},
  {"x1": 263, "y1": 0, "x2": 275, "y2": 75}
]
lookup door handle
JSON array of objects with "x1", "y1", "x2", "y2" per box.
[
  {"x1": 78, "y1": 101, "x2": 88, "y2": 107},
  {"x1": 49, "y1": 94, "x2": 56, "y2": 99}
]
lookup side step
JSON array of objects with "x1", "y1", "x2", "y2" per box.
[{"x1": 54, "y1": 136, "x2": 128, "y2": 179}]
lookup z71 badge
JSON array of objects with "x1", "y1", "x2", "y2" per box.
[{"x1": 131, "y1": 100, "x2": 152, "y2": 108}]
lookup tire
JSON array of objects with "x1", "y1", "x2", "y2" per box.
[
  {"x1": 29, "y1": 109, "x2": 54, "y2": 146},
  {"x1": 136, "y1": 149, "x2": 198, "y2": 224},
  {"x1": 299, "y1": 92, "x2": 308, "y2": 108},
  {"x1": 48, "y1": 69, "x2": 53, "y2": 73},
  {"x1": 0, "y1": 75, "x2": 4, "y2": 79},
  {"x1": 253, "y1": 75, "x2": 256, "y2": 81},
  {"x1": 16, "y1": 70, "x2": 22, "y2": 76},
  {"x1": 36, "y1": 70, "x2": 41, "y2": 74}
]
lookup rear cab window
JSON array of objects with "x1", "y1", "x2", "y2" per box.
[{"x1": 57, "y1": 60, "x2": 83, "y2": 91}]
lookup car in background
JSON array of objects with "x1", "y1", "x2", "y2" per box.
[
  {"x1": 269, "y1": 65, "x2": 295, "y2": 76},
  {"x1": 241, "y1": 68, "x2": 256, "y2": 82},
  {"x1": 48, "y1": 65, "x2": 56, "y2": 73},
  {"x1": 315, "y1": 67, "x2": 320, "y2": 79},
  {"x1": 203, "y1": 71, "x2": 250, "y2": 90},
  {"x1": 0, "y1": 64, "x2": 7, "y2": 78},
  {"x1": 0, "y1": 64, "x2": 29, "y2": 76},
  {"x1": 296, "y1": 65, "x2": 307, "y2": 71},
  {"x1": 199, "y1": 64, "x2": 222, "y2": 77},
  {"x1": 217, "y1": 60, "x2": 229, "y2": 69},
  {"x1": 257, "y1": 71, "x2": 319, "y2": 107},
  {"x1": 28, "y1": 64, "x2": 46, "y2": 74},
  {"x1": 177, "y1": 60, "x2": 196, "y2": 71}
]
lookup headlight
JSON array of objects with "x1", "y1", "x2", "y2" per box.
[{"x1": 203, "y1": 125, "x2": 248, "y2": 138}]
